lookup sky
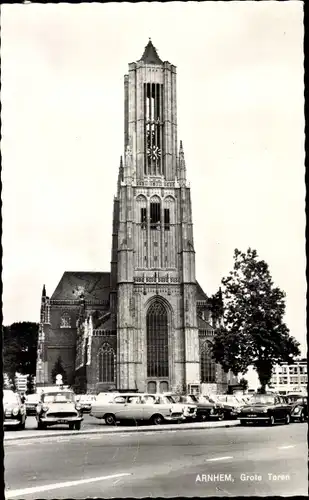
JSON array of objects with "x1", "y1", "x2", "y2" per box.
[{"x1": 2, "y1": 2, "x2": 306, "y2": 366}]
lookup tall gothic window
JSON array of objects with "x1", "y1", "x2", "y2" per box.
[
  {"x1": 147, "y1": 301, "x2": 169, "y2": 378},
  {"x1": 144, "y1": 83, "x2": 163, "y2": 175},
  {"x1": 200, "y1": 341, "x2": 216, "y2": 383},
  {"x1": 97, "y1": 343, "x2": 115, "y2": 383},
  {"x1": 60, "y1": 312, "x2": 71, "y2": 328}
]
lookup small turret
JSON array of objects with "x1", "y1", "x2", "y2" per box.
[
  {"x1": 117, "y1": 156, "x2": 124, "y2": 194},
  {"x1": 123, "y1": 144, "x2": 133, "y2": 185},
  {"x1": 178, "y1": 140, "x2": 187, "y2": 185}
]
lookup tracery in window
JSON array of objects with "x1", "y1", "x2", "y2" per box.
[
  {"x1": 147, "y1": 301, "x2": 169, "y2": 378},
  {"x1": 200, "y1": 341, "x2": 216, "y2": 383},
  {"x1": 97, "y1": 343, "x2": 115, "y2": 383},
  {"x1": 60, "y1": 312, "x2": 71, "y2": 328}
]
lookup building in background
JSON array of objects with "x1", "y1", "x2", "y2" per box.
[
  {"x1": 269, "y1": 358, "x2": 307, "y2": 395},
  {"x1": 36, "y1": 41, "x2": 236, "y2": 395}
]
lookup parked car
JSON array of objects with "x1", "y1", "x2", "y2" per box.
[
  {"x1": 238, "y1": 393, "x2": 291, "y2": 425},
  {"x1": 205, "y1": 395, "x2": 244, "y2": 420},
  {"x1": 25, "y1": 393, "x2": 40, "y2": 416},
  {"x1": 36, "y1": 387, "x2": 83, "y2": 430},
  {"x1": 3, "y1": 390, "x2": 26, "y2": 430},
  {"x1": 283, "y1": 394, "x2": 308, "y2": 423},
  {"x1": 193, "y1": 394, "x2": 225, "y2": 421},
  {"x1": 78, "y1": 394, "x2": 96, "y2": 413},
  {"x1": 90, "y1": 392, "x2": 185, "y2": 425},
  {"x1": 163, "y1": 393, "x2": 197, "y2": 420}
]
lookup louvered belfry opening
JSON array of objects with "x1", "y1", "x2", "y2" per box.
[
  {"x1": 97, "y1": 343, "x2": 115, "y2": 383},
  {"x1": 150, "y1": 202, "x2": 161, "y2": 230},
  {"x1": 147, "y1": 301, "x2": 169, "y2": 378},
  {"x1": 144, "y1": 82, "x2": 163, "y2": 176},
  {"x1": 200, "y1": 341, "x2": 216, "y2": 383}
]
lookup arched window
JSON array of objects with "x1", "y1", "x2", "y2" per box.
[
  {"x1": 200, "y1": 341, "x2": 216, "y2": 383},
  {"x1": 97, "y1": 343, "x2": 115, "y2": 383},
  {"x1": 150, "y1": 195, "x2": 161, "y2": 230},
  {"x1": 147, "y1": 301, "x2": 169, "y2": 378},
  {"x1": 60, "y1": 312, "x2": 71, "y2": 328}
]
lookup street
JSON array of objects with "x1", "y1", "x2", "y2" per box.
[{"x1": 4, "y1": 421, "x2": 307, "y2": 498}]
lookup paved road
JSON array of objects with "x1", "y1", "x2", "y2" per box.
[
  {"x1": 4, "y1": 414, "x2": 238, "y2": 440},
  {"x1": 4, "y1": 422, "x2": 307, "y2": 498}
]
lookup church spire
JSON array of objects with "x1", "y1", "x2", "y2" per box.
[
  {"x1": 178, "y1": 140, "x2": 187, "y2": 185},
  {"x1": 42, "y1": 284, "x2": 46, "y2": 298},
  {"x1": 139, "y1": 38, "x2": 163, "y2": 65}
]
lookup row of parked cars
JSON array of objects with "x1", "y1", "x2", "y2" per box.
[{"x1": 3, "y1": 387, "x2": 307, "y2": 431}]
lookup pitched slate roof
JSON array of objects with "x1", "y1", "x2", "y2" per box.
[
  {"x1": 196, "y1": 281, "x2": 208, "y2": 301},
  {"x1": 94, "y1": 313, "x2": 114, "y2": 331},
  {"x1": 197, "y1": 315, "x2": 213, "y2": 331},
  {"x1": 139, "y1": 39, "x2": 163, "y2": 65},
  {"x1": 51, "y1": 272, "x2": 111, "y2": 301}
]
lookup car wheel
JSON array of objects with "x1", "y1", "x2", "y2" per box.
[
  {"x1": 284, "y1": 413, "x2": 290, "y2": 425},
  {"x1": 69, "y1": 423, "x2": 75, "y2": 430},
  {"x1": 199, "y1": 413, "x2": 207, "y2": 422},
  {"x1": 269, "y1": 415, "x2": 275, "y2": 426},
  {"x1": 105, "y1": 414, "x2": 116, "y2": 426},
  {"x1": 74, "y1": 422, "x2": 81, "y2": 430},
  {"x1": 217, "y1": 413, "x2": 224, "y2": 421},
  {"x1": 299, "y1": 412, "x2": 305, "y2": 423},
  {"x1": 151, "y1": 414, "x2": 164, "y2": 425}
]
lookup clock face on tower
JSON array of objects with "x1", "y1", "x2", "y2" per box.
[
  {"x1": 148, "y1": 145, "x2": 161, "y2": 161},
  {"x1": 146, "y1": 129, "x2": 161, "y2": 162}
]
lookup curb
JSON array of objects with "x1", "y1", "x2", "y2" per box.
[{"x1": 4, "y1": 421, "x2": 240, "y2": 442}]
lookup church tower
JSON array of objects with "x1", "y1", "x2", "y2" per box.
[{"x1": 115, "y1": 40, "x2": 200, "y2": 393}]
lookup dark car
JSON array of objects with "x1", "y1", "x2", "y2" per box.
[
  {"x1": 187, "y1": 394, "x2": 224, "y2": 421},
  {"x1": 25, "y1": 393, "x2": 40, "y2": 416},
  {"x1": 207, "y1": 395, "x2": 245, "y2": 420},
  {"x1": 3, "y1": 390, "x2": 27, "y2": 430},
  {"x1": 238, "y1": 393, "x2": 291, "y2": 425},
  {"x1": 284, "y1": 394, "x2": 308, "y2": 423}
]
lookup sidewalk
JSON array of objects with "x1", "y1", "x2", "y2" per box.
[{"x1": 4, "y1": 419, "x2": 240, "y2": 441}]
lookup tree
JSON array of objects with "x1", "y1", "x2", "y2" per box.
[
  {"x1": 51, "y1": 356, "x2": 67, "y2": 385},
  {"x1": 211, "y1": 248, "x2": 301, "y2": 393},
  {"x1": 27, "y1": 374, "x2": 35, "y2": 394},
  {"x1": 208, "y1": 288, "x2": 224, "y2": 326},
  {"x1": 3, "y1": 322, "x2": 39, "y2": 378},
  {"x1": 239, "y1": 377, "x2": 248, "y2": 393}
]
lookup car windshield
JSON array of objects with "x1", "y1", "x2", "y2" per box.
[
  {"x1": 26, "y1": 394, "x2": 39, "y2": 402},
  {"x1": 3, "y1": 392, "x2": 19, "y2": 404},
  {"x1": 187, "y1": 395, "x2": 198, "y2": 403},
  {"x1": 250, "y1": 395, "x2": 276, "y2": 405},
  {"x1": 42, "y1": 392, "x2": 75, "y2": 403},
  {"x1": 217, "y1": 396, "x2": 236, "y2": 403},
  {"x1": 200, "y1": 395, "x2": 216, "y2": 404},
  {"x1": 164, "y1": 395, "x2": 176, "y2": 404},
  {"x1": 80, "y1": 395, "x2": 91, "y2": 401}
]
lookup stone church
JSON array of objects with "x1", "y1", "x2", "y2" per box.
[{"x1": 36, "y1": 41, "x2": 236, "y2": 395}]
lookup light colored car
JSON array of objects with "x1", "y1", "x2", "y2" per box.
[
  {"x1": 25, "y1": 393, "x2": 40, "y2": 416},
  {"x1": 3, "y1": 390, "x2": 27, "y2": 430},
  {"x1": 36, "y1": 388, "x2": 83, "y2": 430},
  {"x1": 90, "y1": 392, "x2": 184, "y2": 425},
  {"x1": 163, "y1": 393, "x2": 197, "y2": 420},
  {"x1": 78, "y1": 394, "x2": 97, "y2": 413}
]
